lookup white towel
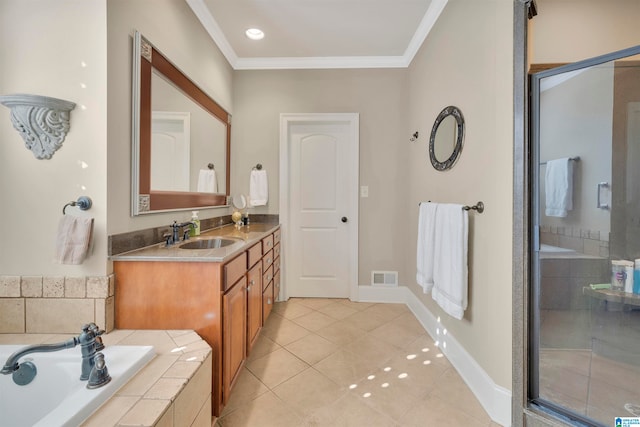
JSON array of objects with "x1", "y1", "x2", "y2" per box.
[
  {"x1": 416, "y1": 202, "x2": 438, "y2": 293},
  {"x1": 54, "y1": 215, "x2": 94, "y2": 265},
  {"x1": 197, "y1": 169, "x2": 217, "y2": 193},
  {"x1": 431, "y1": 204, "x2": 468, "y2": 320},
  {"x1": 545, "y1": 158, "x2": 573, "y2": 217},
  {"x1": 249, "y1": 169, "x2": 268, "y2": 206}
]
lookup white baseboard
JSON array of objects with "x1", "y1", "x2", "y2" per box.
[{"x1": 357, "y1": 285, "x2": 512, "y2": 427}]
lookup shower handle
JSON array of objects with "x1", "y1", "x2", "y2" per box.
[{"x1": 597, "y1": 182, "x2": 610, "y2": 210}]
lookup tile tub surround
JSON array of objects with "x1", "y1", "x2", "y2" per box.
[
  {"x1": 0, "y1": 329, "x2": 213, "y2": 427},
  {"x1": 0, "y1": 275, "x2": 115, "y2": 334},
  {"x1": 109, "y1": 214, "x2": 279, "y2": 256}
]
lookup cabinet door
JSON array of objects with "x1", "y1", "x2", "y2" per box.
[
  {"x1": 223, "y1": 277, "x2": 246, "y2": 404},
  {"x1": 246, "y1": 262, "x2": 262, "y2": 353},
  {"x1": 263, "y1": 282, "x2": 274, "y2": 323}
]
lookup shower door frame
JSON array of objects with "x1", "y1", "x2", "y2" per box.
[{"x1": 529, "y1": 44, "x2": 640, "y2": 426}]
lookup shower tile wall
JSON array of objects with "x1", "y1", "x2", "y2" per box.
[
  {"x1": 540, "y1": 227, "x2": 610, "y2": 258},
  {"x1": 540, "y1": 257, "x2": 609, "y2": 310}
]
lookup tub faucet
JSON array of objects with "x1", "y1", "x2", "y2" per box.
[
  {"x1": 78, "y1": 322, "x2": 105, "y2": 380},
  {"x1": 1, "y1": 323, "x2": 106, "y2": 386},
  {"x1": 1, "y1": 337, "x2": 79, "y2": 385}
]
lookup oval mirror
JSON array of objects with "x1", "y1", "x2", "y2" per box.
[{"x1": 429, "y1": 106, "x2": 465, "y2": 171}]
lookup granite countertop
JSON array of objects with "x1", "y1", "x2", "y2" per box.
[{"x1": 109, "y1": 223, "x2": 279, "y2": 262}]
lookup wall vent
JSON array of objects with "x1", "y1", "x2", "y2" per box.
[{"x1": 371, "y1": 271, "x2": 398, "y2": 287}]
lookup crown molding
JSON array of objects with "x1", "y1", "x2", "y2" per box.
[{"x1": 187, "y1": 0, "x2": 448, "y2": 70}]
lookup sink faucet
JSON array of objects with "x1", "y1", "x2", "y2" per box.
[
  {"x1": 1, "y1": 323, "x2": 108, "y2": 387},
  {"x1": 165, "y1": 221, "x2": 196, "y2": 246}
]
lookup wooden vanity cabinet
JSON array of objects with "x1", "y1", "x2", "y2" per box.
[
  {"x1": 114, "y1": 260, "x2": 228, "y2": 415},
  {"x1": 246, "y1": 261, "x2": 263, "y2": 353},
  {"x1": 223, "y1": 275, "x2": 246, "y2": 403},
  {"x1": 114, "y1": 226, "x2": 281, "y2": 417}
]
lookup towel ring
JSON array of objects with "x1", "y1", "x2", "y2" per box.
[
  {"x1": 207, "y1": 163, "x2": 214, "y2": 170},
  {"x1": 63, "y1": 196, "x2": 92, "y2": 215}
]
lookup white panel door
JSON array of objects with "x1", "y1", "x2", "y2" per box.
[
  {"x1": 281, "y1": 114, "x2": 359, "y2": 299},
  {"x1": 151, "y1": 111, "x2": 190, "y2": 191}
]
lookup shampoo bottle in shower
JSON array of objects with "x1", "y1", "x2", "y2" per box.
[{"x1": 190, "y1": 211, "x2": 201, "y2": 236}]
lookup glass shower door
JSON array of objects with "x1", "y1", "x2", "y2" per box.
[{"x1": 530, "y1": 46, "x2": 640, "y2": 426}]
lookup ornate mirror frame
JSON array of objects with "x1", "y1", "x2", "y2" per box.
[
  {"x1": 131, "y1": 31, "x2": 231, "y2": 215},
  {"x1": 428, "y1": 105, "x2": 465, "y2": 171}
]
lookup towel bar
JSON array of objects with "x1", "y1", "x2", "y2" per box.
[
  {"x1": 418, "y1": 201, "x2": 484, "y2": 214},
  {"x1": 539, "y1": 156, "x2": 580, "y2": 165}
]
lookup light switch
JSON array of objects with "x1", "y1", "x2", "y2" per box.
[{"x1": 360, "y1": 186, "x2": 369, "y2": 198}]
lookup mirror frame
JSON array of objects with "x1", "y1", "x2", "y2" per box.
[
  {"x1": 428, "y1": 105, "x2": 465, "y2": 171},
  {"x1": 131, "y1": 31, "x2": 231, "y2": 215}
]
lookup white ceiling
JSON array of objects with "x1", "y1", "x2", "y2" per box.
[{"x1": 186, "y1": 0, "x2": 448, "y2": 70}]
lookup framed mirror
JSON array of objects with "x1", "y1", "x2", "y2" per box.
[
  {"x1": 131, "y1": 31, "x2": 231, "y2": 215},
  {"x1": 428, "y1": 105, "x2": 465, "y2": 171}
]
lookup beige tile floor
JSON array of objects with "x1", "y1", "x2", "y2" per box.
[{"x1": 215, "y1": 298, "x2": 498, "y2": 427}]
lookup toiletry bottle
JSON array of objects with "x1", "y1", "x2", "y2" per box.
[
  {"x1": 190, "y1": 211, "x2": 201, "y2": 236},
  {"x1": 634, "y1": 259, "x2": 640, "y2": 294},
  {"x1": 625, "y1": 262, "x2": 634, "y2": 294}
]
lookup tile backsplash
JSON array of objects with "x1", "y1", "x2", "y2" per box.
[{"x1": 0, "y1": 274, "x2": 114, "y2": 334}]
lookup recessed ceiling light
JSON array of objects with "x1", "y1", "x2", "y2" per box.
[{"x1": 245, "y1": 28, "x2": 264, "y2": 40}]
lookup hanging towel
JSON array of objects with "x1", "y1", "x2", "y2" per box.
[
  {"x1": 197, "y1": 169, "x2": 218, "y2": 193},
  {"x1": 431, "y1": 204, "x2": 468, "y2": 320},
  {"x1": 249, "y1": 169, "x2": 268, "y2": 206},
  {"x1": 54, "y1": 215, "x2": 94, "y2": 265},
  {"x1": 545, "y1": 158, "x2": 573, "y2": 217},
  {"x1": 416, "y1": 202, "x2": 438, "y2": 293}
]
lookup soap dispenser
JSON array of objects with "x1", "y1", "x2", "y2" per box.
[{"x1": 190, "y1": 211, "x2": 201, "y2": 236}]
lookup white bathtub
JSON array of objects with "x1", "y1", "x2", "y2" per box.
[
  {"x1": 540, "y1": 243, "x2": 577, "y2": 254},
  {"x1": 0, "y1": 344, "x2": 154, "y2": 427}
]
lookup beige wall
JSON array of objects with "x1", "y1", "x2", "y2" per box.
[
  {"x1": 232, "y1": 69, "x2": 410, "y2": 285},
  {"x1": 106, "y1": 0, "x2": 234, "y2": 238},
  {"x1": 532, "y1": 0, "x2": 640, "y2": 64},
  {"x1": 404, "y1": 0, "x2": 514, "y2": 389},
  {"x1": 0, "y1": 0, "x2": 108, "y2": 276}
]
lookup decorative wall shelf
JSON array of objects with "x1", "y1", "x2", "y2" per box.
[{"x1": 0, "y1": 94, "x2": 76, "y2": 159}]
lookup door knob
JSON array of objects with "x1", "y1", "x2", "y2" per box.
[{"x1": 341, "y1": 217, "x2": 348, "y2": 223}]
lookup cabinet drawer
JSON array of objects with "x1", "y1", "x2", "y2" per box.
[
  {"x1": 262, "y1": 234, "x2": 274, "y2": 252},
  {"x1": 274, "y1": 228, "x2": 281, "y2": 245},
  {"x1": 263, "y1": 282, "x2": 274, "y2": 322},
  {"x1": 224, "y1": 252, "x2": 247, "y2": 291},
  {"x1": 263, "y1": 265, "x2": 273, "y2": 291},
  {"x1": 273, "y1": 256, "x2": 280, "y2": 274},
  {"x1": 247, "y1": 242, "x2": 262, "y2": 268},
  {"x1": 273, "y1": 242, "x2": 281, "y2": 260},
  {"x1": 263, "y1": 250, "x2": 274, "y2": 269}
]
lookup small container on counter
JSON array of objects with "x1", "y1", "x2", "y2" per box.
[{"x1": 611, "y1": 260, "x2": 634, "y2": 292}]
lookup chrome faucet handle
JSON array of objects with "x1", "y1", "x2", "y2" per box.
[
  {"x1": 87, "y1": 352, "x2": 111, "y2": 389},
  {"x1": 88, "y1": 323, "x2": 105, "y2": 351},
  {"x1": 163, "y1": 231, "x2": 174, "y2": 246}
]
